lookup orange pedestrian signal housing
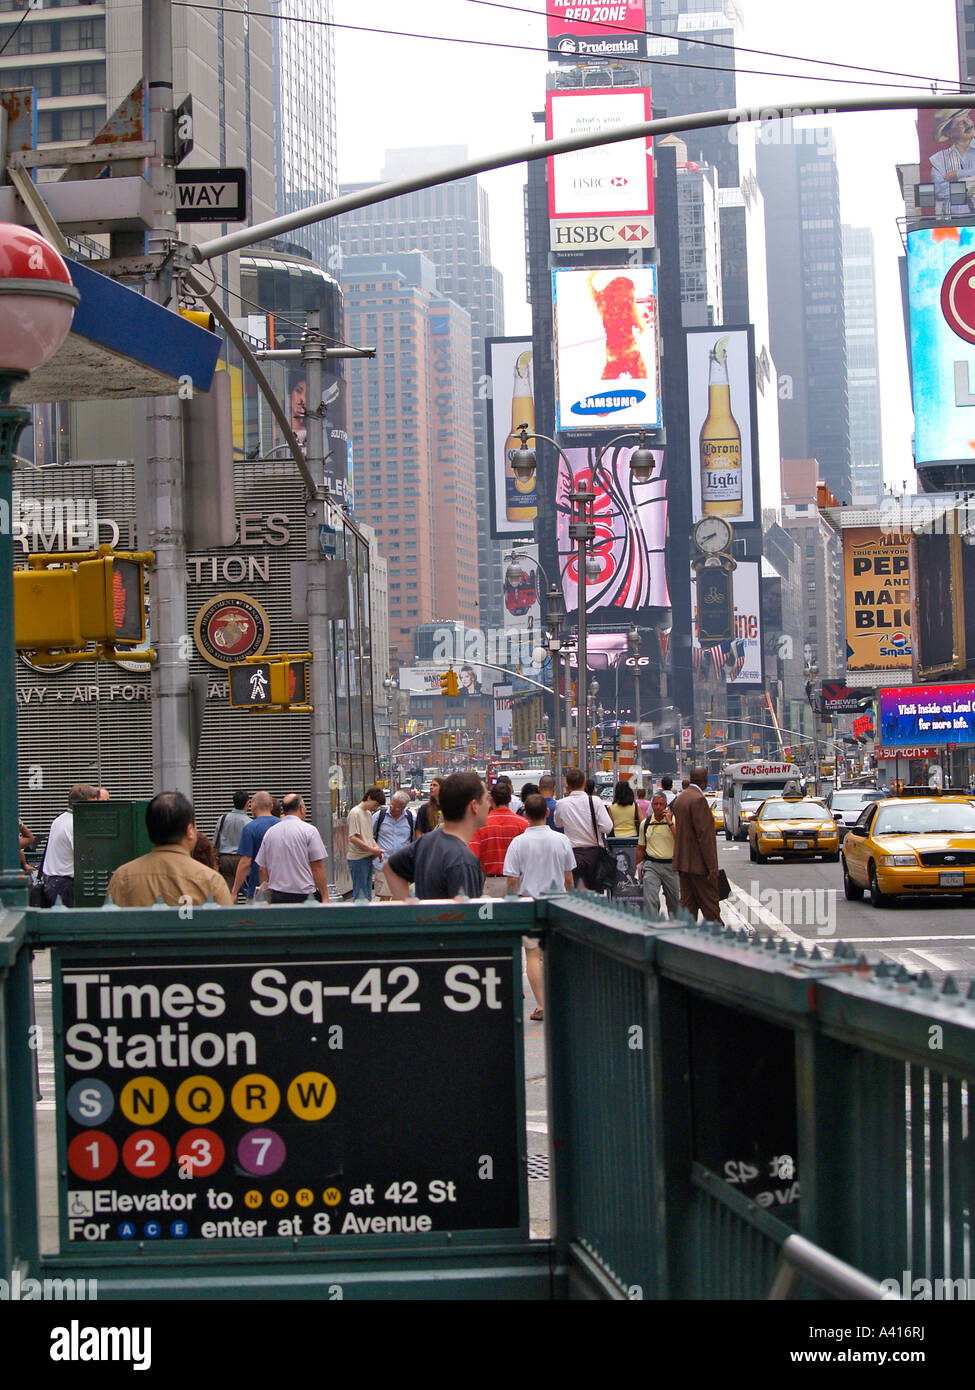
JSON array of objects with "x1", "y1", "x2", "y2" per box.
[
  {"x1": 228, "y1": 655, "x2": 311, "y2": 710},
  {"x1": 14, "y1": 547, "x2": 150, "y2": 654}
]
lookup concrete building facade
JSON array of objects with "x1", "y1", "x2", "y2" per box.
[{"x1": 842, "y1": 225, "x2": 884, "y2": 506}]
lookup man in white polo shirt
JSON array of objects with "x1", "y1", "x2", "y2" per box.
[
  {"x1": 503, "y1": 793, "x2": 576, "y2": 1022},
  {"x1": 256, "y1": 794, "x2": 328, "y2": 903}
]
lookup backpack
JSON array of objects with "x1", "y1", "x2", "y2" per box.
[{"x1": 375, "y1": 807, "x2": 414, "y2": 842}]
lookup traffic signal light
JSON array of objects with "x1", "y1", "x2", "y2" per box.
[
  {"x1": 450, "y1": 732, "x2": 459, "y2": 748},
  {"x1": 448, "y1": 668, "x2": 460, "y2": 696},
  {"x1": 15, "y1": 549, "x2": 149, "y2": 652},
  {"x1": 229, "y1": 659, "x2": 309, "y2": 709},
  {"x1": 439, "y1": 671, "x2": 450, "y2": 695},
  {"x1": 441, "y1": 734, "x2": 448, "y2": 749}
]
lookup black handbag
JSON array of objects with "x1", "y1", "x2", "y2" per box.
[
  {"x1": 587, "y1": 796, "x2": 619, "y2": 891},
  {"x1": 717, "y1": 868, "x2": 732, "y2": 901}
]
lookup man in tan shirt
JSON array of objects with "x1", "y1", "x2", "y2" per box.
[{"x1": 107, "y1": 792, "x2": 232, "y2": 907}]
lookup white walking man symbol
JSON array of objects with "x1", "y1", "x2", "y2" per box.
[{"x1": 249, "y1": 668, "x2": 269, "y2": 701}]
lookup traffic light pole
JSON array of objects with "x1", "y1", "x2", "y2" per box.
[
  {"x1": 301, "y1": 311, "x2": 336, "y2": 884},
  {"x1": 144, "y1": 0, "x2": 191, "y2": 796}
]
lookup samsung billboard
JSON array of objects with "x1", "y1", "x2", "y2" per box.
[
  {"x1": 552, "y1": 266, "x2": 661, "y2": 433},
  {"x1": 907, "y1": 226, "x2": 975, "y2": 466}
]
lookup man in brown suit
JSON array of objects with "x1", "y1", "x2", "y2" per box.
[{"x1": 670, "y1": 765, "x2": 721, "y2": 923}]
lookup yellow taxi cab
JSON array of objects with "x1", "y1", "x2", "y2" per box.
[
  {"x1": 747, "y1": 795, "x2": 839, "y2": 864},
  {"x1": 704, "y1": 794, "x2": 723, "y2": 830},
  {"x1": 840, "y1": 791, "x2": 975, "y2": 907}
]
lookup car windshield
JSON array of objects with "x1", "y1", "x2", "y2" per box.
[
  {"x1": 831, "y1": 791, "x2": 881, "y2": 810},
  {"x1": 761, "y1": 801, "x2": 827, "y2": 821},
  {"x1": 873, "y1": 804, "x2": 975, "y2": 835},
  {"x1": 741, "y1": 786, "x2": 785, "y2": 802}
]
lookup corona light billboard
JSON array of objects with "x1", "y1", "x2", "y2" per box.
[
  {"x1": 486, "y1": 337, "x2": 536, "y2": 540},
  {"x1": 553, "y1": 266, "x2": 661, "y2": 433},
  {"x1": 842, "y1": 527, "x2": 913, "y2": 672},
  {"x1": 686, "y1": 326, "x2": 759, "y2": 526}
]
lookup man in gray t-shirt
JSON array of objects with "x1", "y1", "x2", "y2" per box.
[
  {"x1": 213, "y1": 790, "x2": 251, "y2": 891},
  {"x1": 385, "y1": 772, "x2": 488, "y2": 900}
]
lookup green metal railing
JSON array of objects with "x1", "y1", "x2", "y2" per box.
[{"x1": 3, "y1": 893, "x2": 975, "y2": 1298}]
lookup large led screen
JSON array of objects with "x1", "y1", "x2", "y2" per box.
[
  {"x1": 880, "y1": 683, "x2": 975, "y2": 747},
  {"x1": 907, "y1": 225, "x2": 975, "y2": 466},
  {"x1": 553, "y1": 267, "x2": 661, "y2": 433},
  {"x1": 556, "y1": 444, "x2": 669, "y2": 619},
  {"x1": 686, "y1": 326, "x2": 758, "y2": 525}
]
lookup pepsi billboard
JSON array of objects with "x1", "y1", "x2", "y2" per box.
[
  {"x1": 907, "y1": 226, "x2": 975, "y2": 466},
  {"x1": 880, "y1": 684, "x2": 975, "y2": 747}
]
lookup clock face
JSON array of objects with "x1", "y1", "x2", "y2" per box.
[{"x1": 694, "y1": 517, "x2": 733, "y2": 554}]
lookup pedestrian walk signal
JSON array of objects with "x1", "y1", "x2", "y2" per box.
[
  {"x1": 14, "y1": 547, "x2": 151, "y2": 655},
  {"x1": 439, "y1": 668, "x2": 460, "y2": 696},
  {"x1": 229, "y1": 656, "x2": 310, "y2": 710}
]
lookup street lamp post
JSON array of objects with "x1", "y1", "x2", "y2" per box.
[
  {"x1": 509, "y1": 424, "x2": 656, "y2": 775},
  {"x1": 0, "y1": 224, "x2": 80, "y2": 907},
  {"x1": 505, "y1": 549, "x2": 565, "y2": 793}
]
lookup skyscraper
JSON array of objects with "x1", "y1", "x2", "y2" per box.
[
  {"x1": 758, "y1": 124, "x2": 852, "y2": 504},
  {"x1": 337, "y1": 151, "x2": 505, "y2": 629},
  {"x1": 0, "y1": 0, "x2": 275, "y2": 229},
  {"x1": 343, "y1": 252, "x2": 479, "y2": 665},
  {"x1": 842, "y1": 225, "x2": 884, "y2": 506},
  {"x1": 271, "y1": 0, "x2": 339, "y2": 274}
]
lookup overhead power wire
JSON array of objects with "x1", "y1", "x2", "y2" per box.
[
  {"x1": 0, "y1": 2, "x2": 33, "y2": 59},
  {"x1": 191, "y1": 264, "x2": 367, "y2": 355},
  {"x1": 173, "y1": 3, "x2": 971, "y2": 92},
  {"x1": 459, "y1": 0, "x2": 971, "y2": 93}
]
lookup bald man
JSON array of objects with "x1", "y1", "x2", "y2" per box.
[{"x1": 231, "y1": 790, "x2": 279, "y2": 900}]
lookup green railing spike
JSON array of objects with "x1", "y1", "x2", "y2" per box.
[
  {"x1": 810, "y1": 945, "x2": 823, "y2": 960},
  {"x1": 778, "y1": 938, "x2": 791, "y2": 954},
  {"x1": 763, "y1": 934, "x2": 776, "y2": 950},
  {"x1": 967, "y1": 979, "x2": 975, "y2": 1002},
  {"x1": 101, "y1": 894, "x2": 120, "y2": 911},
  {"x1": 151, "y1": 895, "x2": 168, "y2": 909},
  {"x1": 875, "y1": 961, "x2": 893, "y2": 978},
  {"x1": 856, "y1": 954, "x2": 870, "y2": 970},
  {"x1": 895, "y1": 964, "x2": 912, "y2": 983},
  {"x1": 794, "y1": 942, "x2": 807, "y2": 959},
  {"x1": 50, "y1": 897, "x2": 69, "y2": 911},
  {"x1": 917, "y1": 971, "x2": 933, "y2": 990},
  {"x1": 942, "y1": 975, "x2": 959, "y2": 996}
]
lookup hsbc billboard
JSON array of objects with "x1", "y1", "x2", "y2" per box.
[
  {"x1": 546, "y1": 1, "x2": 648, "y2": 61},
  {"x1": 549, "y1": 217, "x2": 653, "y2": 252},
  {"x1": 546, "y1": 88, "x2": 654, "y2": 229},
  {"x1": 907, "y1": 225, "x2": 975, "y2": 465}
]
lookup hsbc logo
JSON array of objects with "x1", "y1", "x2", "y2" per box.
[
  {"x1": 610, "y1": 176, "x2": 628, "y2": 188},
  {"x1": 551, "y1": 219, "x2": 654, "y2": 250}
]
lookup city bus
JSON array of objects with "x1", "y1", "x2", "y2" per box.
[{"x1": 721, "y1": 760, "x2": 802, "y2": 841}]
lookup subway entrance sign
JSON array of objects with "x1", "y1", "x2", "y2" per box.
[{"x1": 55, "y1": 949, "x2": 524, "y2": 1245}]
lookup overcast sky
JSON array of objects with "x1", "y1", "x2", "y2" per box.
[{"x1": 334, "y1": 0, "x2": 964, "y2": 490}]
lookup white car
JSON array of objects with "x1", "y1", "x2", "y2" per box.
[{"x1": 826, "y1": 787, "x2": 884, "y2": 841}]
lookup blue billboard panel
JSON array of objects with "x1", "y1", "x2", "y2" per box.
[
  {"x1": 880, "y1": 683, "x2": 975, "y2": 747},
  {"x1": 907, "y1": 226, "x2": 975, "y2": 466}
]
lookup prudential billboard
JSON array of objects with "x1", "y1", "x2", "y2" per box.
[{"x1": 907, "y1": 225, "x2": 975, "y2": 465}]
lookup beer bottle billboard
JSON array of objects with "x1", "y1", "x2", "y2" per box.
[
  {"x1": 699, "y1": 336, "x2": 743, "y2": 517},
  {"x1": 503, "y1": 348, "x2": 537, "y2": 523}
]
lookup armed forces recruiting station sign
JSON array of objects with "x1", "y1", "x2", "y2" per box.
[{"x1": 57, "y1": 950, "x2": 523, "y2": 1245}]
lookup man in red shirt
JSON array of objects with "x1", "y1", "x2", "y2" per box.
[{"x1": 469, "y1": 782, "x2": 526, "y2": 896}]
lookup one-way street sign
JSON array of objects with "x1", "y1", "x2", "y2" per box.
[{"x1": 175, "y1": 167, "x2": 247, "y2": 223}]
